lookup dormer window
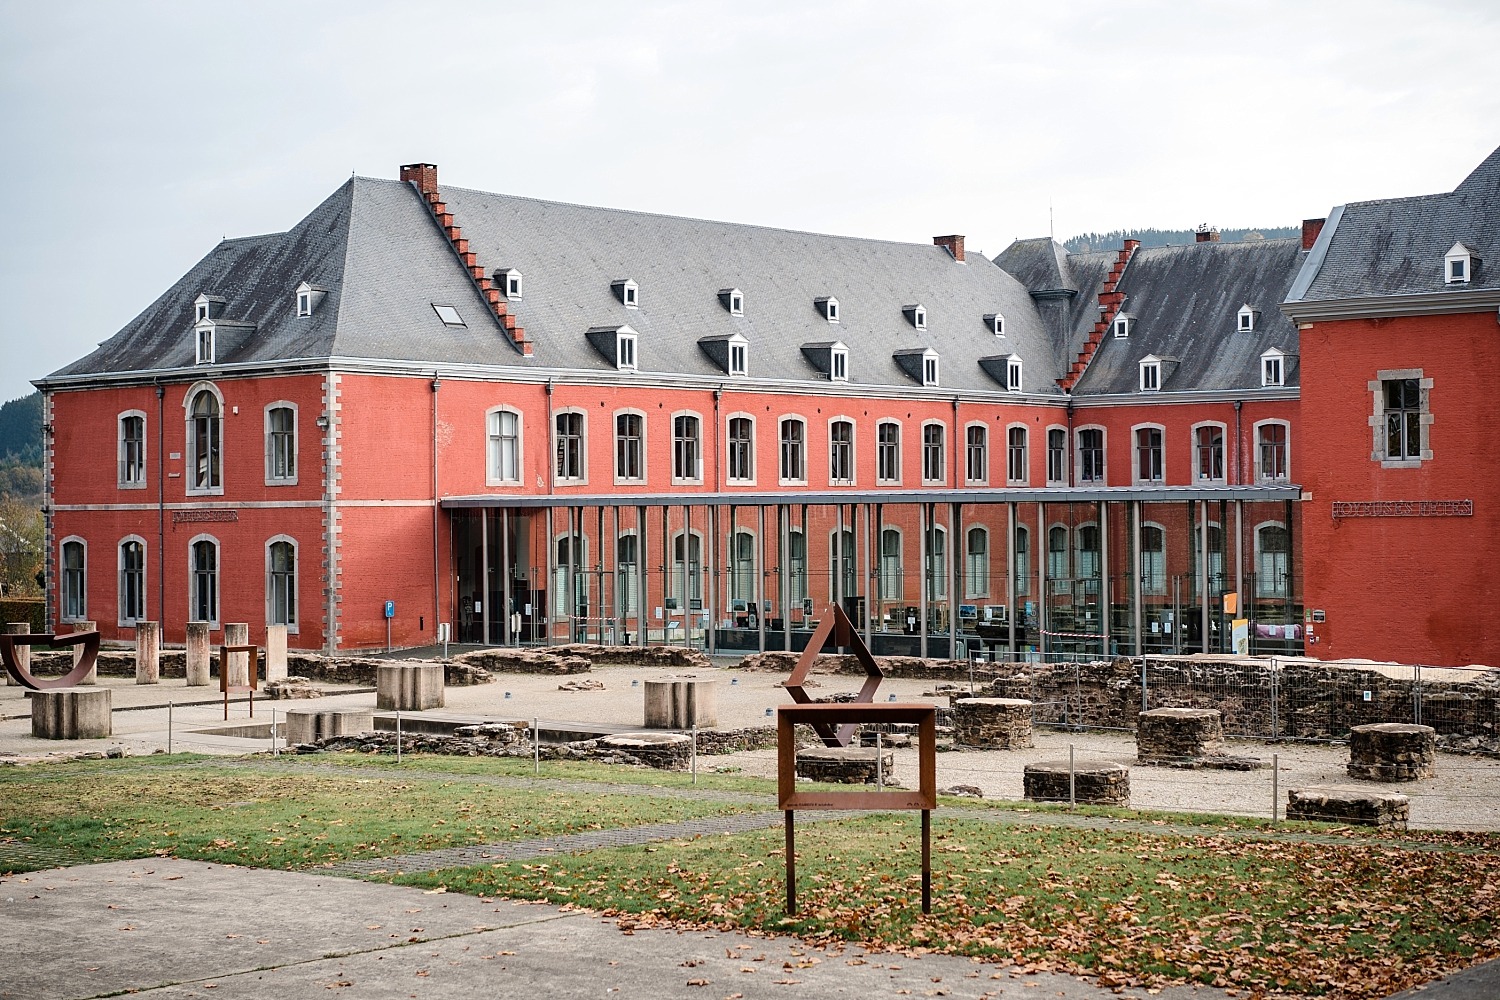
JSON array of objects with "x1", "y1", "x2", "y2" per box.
[
  {"x1": 195, "y1": 325, "x2": 215, "y2": 365},
  {"x1": 923, "y1": 354, "x2": 939, "y2": 386},
  {"x1": 1140, "y1": 356, "x2": 1161, "y2": 392},
  {"x1": 895, "y1": 347, "x2": 939, "y2": 386},
  {"x1": 613, "y1": 279, "x2": 639, "y2": 308},
  {"x1": 719, "y1": 288, "x2": 744, "y2": 316},
  {"x1": 193, "y1": 293, "x2": 224, "y2": 323},
  {"x1": 831, "y1": 346, "x2": 848, "y2": 382},
  {"x1": 1113, "y1": 313, "x2": 1135, "y2": 339},
  {"x1": 297, "y1": 290, "x2": 311, "y2": 316},
  {"x1": 497, "y1": 268, "x2": 523, "y2": 299},
  {"x1": 617, "y1": 330, "x2": 638, "y2": 370},
  {"x1": 986, "y1": 313, "x2": 1005, "y2": 336},
  {"x1": 1261, "y1": 348, "x2": 1285, "y2": 387},
  {"x1": 295, "y1": 281, "x2": 324, "y2": 318},
  {"x1": 815, "y1": 296, "x2": 840, "y2": 323},
  {"x1": 904, "y1": 304, "x2": 927, "y2": 330},
  {"x1": 729, "y1": 340, "x2": 748, "y2": 376},
  {"x1": 1446, "y1": 242, "x2": 1477, "y2": 284},
  {"x1": 432, "y1": 304, "x2": 465, "y2": 327},
  {"x1": 1007, "y1": 356, "x2": 1022, "y2": 392},
  {"x1": 1237, "y1": 304, "x2": 1259, "y2": 332}
]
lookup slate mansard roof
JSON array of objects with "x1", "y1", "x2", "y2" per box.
[
  {"x1": 45, "y1": 175, "x2": 1062, "y2": 396},
  {"x1": 1287, "y1": 143, "x2": 1500, "y2": 313}
]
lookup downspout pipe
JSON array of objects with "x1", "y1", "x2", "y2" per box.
[
  {"x1": 155, "y1": 383, "x2": 165, "y2": 631},
  {"x1": 1233, "y1": 399, "x2": 1243, "y2": 486},
  {"x1": 431, "y1": 376, "x2": 442, "y2": 644},
  {"x1": 545, "y1": 380, "x2": 556, "y2": 495}
]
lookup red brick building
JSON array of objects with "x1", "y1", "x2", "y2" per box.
[{"x1": 34, "y1": 149, "x2": 1496, "y2": 666}]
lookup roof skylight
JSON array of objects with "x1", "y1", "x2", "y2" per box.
[{"x1": 432, "y1": 304, "x2": 465, "y2": 327}]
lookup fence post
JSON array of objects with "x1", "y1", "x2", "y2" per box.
[
  {"x1": 271, "y1": 706, "x2": 278, "y2": 756},
  {"x1": 1140, "y1": 657, "x2": 1149, "y2": 714},
  {"x1": 168, "y1": 700, "x2": 173, "y2": 755},
  {"x1": 692, "y1": 725, "x2": 698, "y2": 785},
  {"x1": 1271, "y1": 752, "x2": 1279, "y2": 825},
  {"x1": 534, "y1": 717, "x2": 541, "y2": 775},
  {"x1": 876, "y1": 731, "x2": 883, "y2": 791},
  {"x1": 396, "y1": 708, "x2": 402, "y2": 765},
  {"x1": 1068, "y1": 744, "x2": 1076, "y2": 807},
  {"x1": 1413, "y1": 664, "x2": 1422, "y2": 726},
  {"x1": 1270, "y1": 657, "x2": 1279, "y2": 740}
]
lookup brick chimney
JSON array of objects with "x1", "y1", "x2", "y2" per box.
[
  {"x1": 400, "y1": 162, "x2": 438, "y2": 198},
  {"x1": 933, "y1": 235, "x2": 965, "y2": 262},
  {"x1": 1301, "y1": 217, "x2": 1326, "y2": 250},
  {"x1": 1195, "y1": 225, "x2": 1220, "y2": 243}
]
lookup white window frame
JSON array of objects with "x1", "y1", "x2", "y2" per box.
[
  {"x1": 726, "y1": 288, "x2": 743, "y2": 315},
  {"x1": 1132, "y1": 423, "x2": 1165, "y2": 485},
  {"x1": 59, "y1": 535, "x2": 87, "y2": 623},
  {"x1": 1261, "y1": 349, "x2": 1285, "y2": 387},
  {"x1": 486, "y1": 406, "x2": 523, "y2": 486},
  {"x1": 613, "y1": 408, "x2": 647, "y2": 484},
  {"x1": 964, "y1": 525, "x2": 989, "y2": 598},
  {"x1": 927, "y1": 524, "x2": 948, "y2": 600},
  {"x1": 778, "y1": 415, "x2": 807, "y2": 486},
  {"x1": 432, "y1": 303, "x2": 465, "y2": 327},
  {"x1": 1140, "y1": 522, "x2": 1167, "y2": 596},
  {"x1": 500, "y1": 269, "x2": 523, "y2": 299},
  {"x1": 830, "y1": 346, "x2": 849, "y2": 382},
  {"x1": 1045, "y1": 425, "x2": 1068, "y2": 486},
  {"x1": 1255, "y1": 521, "x2": 1291, "y2": 599},
  {"x1": 1370, "y1": 369, "x2": 1433, "y2": 467},
  {"x1": 118, "y1": 409, "x2": 147, "y2": 490},
  {"x1": 1076, "y1": 522, "x2": 1101, "y2": 588},
  {"x1": 1254, "y1": 418, "x2": 1291, "y2": 483},
  {"x1": 668, "y1": 530, "x2": 703, "y2": 605},
  {"x1": 788, "y1": 528, "x2": 808, "y2": 603},
  {"x1": 264, "y1": 402, "x2": 298, "y2": 486},
  {"x1": 964, "y1": 421, "x2": 988, "y2": 486},
  {"x1": 184, "y1": 381, "x2": 225, "y2": 497},
  {"x1": 617, "y1": 331, "x2": 638, "y2": 371},
  {"x1": 553, "y1": 408, "x2": 588, "y2": 485},
  {"x1": 1445, "y1": 243, "x2": 1473, "y2": 284},
  {"x1": 729, "y1": 527, "x2": 758, "y2": 603},
  {"x1": 615, "y1": 531, "x2": 640, "y2": 616},
  {"x1": 828, "y1": 416, "x2": 856, "y2": 486},
  {"x1": 266, "y1": 534, "x2": 299, "y2": 632},
  {"x1": 729, "y1": 340, "x2": 748, "y2": 376},
  {"x1": 1113, "y1": 314, "x2": 1133, "y2": 338},
  {"x1": 188, "y1": 533, "x2": 221, "y2": 627},
  {"x1": 1005, "y1": 423, "x2": 1028, "y2": 485},
  {"x1": 987, "y1": 313, "x2": 1005, "y2": 336},
  {"x1": 876, "y1": 420, "x2": 902, "y2": 485},
  {"x1": 922, "y1": 353, "x2": 940, "y2": 387},
  {"x1": 671, "y1": 410, "x2": 703, "y2": 485},
  {"x1": 920, "y1": 420, "x2": 945, "y2": 485},
  {"x1": 195, "y1": 323, "x2": 215, "y2": 364},
  {"x1": 1006, "y1": 356, "x2": 1023, "y2": 392},
  {"x1": 118, "y1": 535, "x2": 147, "y2": 627},
  {"x1": 878, "y1": 526, "x2": 904, "y2": 601},
  {"x1": 553, "y1": 533, "x2": 591, "y2": 617},
  {"x1": 1140, "y1": 358, "x2": 1161, "y2": 392},
  {"x1": 818, "y1": 296, "x2": 840, "y2": 323},
  {"x1": 1012, "y1": 524, "x2": 1030, "y2": 597},
  {"x1": 1047, "y1": 524, "x2": 1070, "y2": 595},
  {"x1": 617, "y1": 279, "x2": 639, "y2": 308},
  {"x1": 726, "y1": 413, "x2": 756, "y2": 485},
  {"x1": 912, "y1": 305, "x2": 927, "y2": 330},
  {"x1": 1191, "y1": 421, "x2": 1227, "y2": 484},
  {"x1": 1075, "y1": 425, "x2": 1106, "y2": 485},
  {"x1": 1237, "y1": 304, "x2": 1257, "y2": 331},
  {"x1": 297, "y1": 290, "x2": 311, "y2": 317}
]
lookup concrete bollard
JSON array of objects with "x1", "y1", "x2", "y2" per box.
[
  {"x1": 643, "y1": 675, "x2": 719, "y2": 729},
  {"x1": 73, "y1": 621, "x2": 98, "y2": 684},
  {"x1": 2, "y1": 623, "x2": 28, "y2": 685},
  {"x1": 185, "y1": 622, "x2": 212, "y2": 686},
  {"x1": 265, "y1": 624, "x2": 288, "y2": 683},
  {"x1": 223, "y1": 623, "x2": 250, "y2": 687},
  {"x1": 376, "y1": 662, "x2": 445, "y2": 711},
  {"x1": 30, "y1": 688, "x2": 112, "y2": 739},
  {"x1": 134, "y1": 621, "x2": 160, "y2": 685},
  {"x1": 285, "y1": 707, "x2": 374, "y2": 745}
]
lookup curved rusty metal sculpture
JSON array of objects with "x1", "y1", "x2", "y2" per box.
[{"x1": 0, "y1": 631, "x2": 101, "y2": 689}]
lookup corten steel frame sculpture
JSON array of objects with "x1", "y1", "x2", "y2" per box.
[
  {"x1": 0, "y1": 631, "x2": 101, "y2": 689},
  {"x1": 781, "y1": 604, "x2": 884, "y2": 747},
  {"x1": 219, "y1": 645, "x2": 260, "y2": 720}
]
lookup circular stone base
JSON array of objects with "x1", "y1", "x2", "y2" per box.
[
  {"x1": 29, "y1": 688, "x2": 112, "y2": 739},
  {"x1": 795, "y1": 746, "x2": 894, "y2": 784},
  {"x1": 953, "y1": 697, "x2": 1034, "y2": 749},
  {"x1": 1023, "y1": 760, "x2": 1130, "y2": 806},
  {"x1": 1347, "y1": 723, "x2": 1436, "y2": 781},
  {"x1": 598, "y1": 732, "x2": 692, "y2": 769}
]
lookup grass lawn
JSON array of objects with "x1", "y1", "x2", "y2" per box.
[{"x1": 3, "y1": 751, "x2": 1497, "y2": 998}]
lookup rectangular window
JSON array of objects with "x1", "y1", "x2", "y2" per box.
[
  {"x1": 788, "y1": 530, "x2": 807, "y2": 603},
  {"x1": 829, "y1": 420, "x2": 853, "y2": 483},
  {"x1": 189, "y1": 390, "x2": 222, "y2": 493},
  {"x1": 1006, "y1": 426, "x2": 1027, "y2": 484},
  {"x1": 831, "y1": 350, "x2": 848, "y2": 381},
  {"x1": 672, "y1": 414, "x2": 701, "y2": 482},
  {"x1": 268, "y1": 540, "x2": 296, "y2": 627},
  {"x1": 1262, "y1": 355, "x2": 1283, "y2": 386},
  {"x1": 1141, "y1": 525, "x2": 1166, "y2": 595},
  {"x1": 878, "y1": 529, "x2": 902, "y2": 601},
  {"x1": 921, "y1": 424, "x2": 944, "y2": 483},
  {"x1": 1194, "y1": 425, "x2": 1224, "y2": 481},
  {"x1": 61, "y1": 540, "x2": 86, "y2": 621},
  {"x1": 119, "y1": 414, "x2": 145, "y2": 487},
  {"x1": 617, "y1": 334, "x2": 637, "y2": 370},
  {"x1": 1078, "y1": 428, "x2": 1104, "y2": 483},
  {"x1": 1384, "y1": 378, "x2": 1421, "y2": 460},
  {"x1": 965, "y1": 527, "x2": 988, "y2": 597},
  {"x1": 119, "y1": 540, "x2": 145, "y2": 624},
  {"x1": 1006, "y1": 357, "x2": 1022, "y2": 391},
  {"x1": 615, "y1": 413, "x2": 644, "y2": 481},
  {"x1": 1140, "y1": 363, "x2": 1160, "y2": 391},
  {"x1": 267, "y1": 406, "x2": 296, "y2": 483},
  {"x1": 487, "y1": 409, "x2": 520, "y2": 483},
  {"x1": 877, "y1": 422, "x2": 901, "y2": 483},
  {"x1": 728, "y1": 417, "x2": 754, "y2": 482},
  {"x1": 1048, "y1": 526, "x2": 1069, "y2": 595},
  {"x1": 1258, "y1": 423, "x2": 1288, "y2": 482},
  {"x1": 196, "y1": 328, "x2": 214, "y2": 364},
  {"x1": 1046, "y1": 428, "x2": 1066, "y2": 484},
  {"x1": 191, "y1": 539, "x2": 218, "y2": 623},
  {"x1": 555, "y1": 412, "x2": 585, "y2": 481},
  {"x1": 1135, "y1": 427, "x2": 1163, "y2": 483},
  {"x1": 729, "y1": 342, "x2": 748, "y2": 375},
  {"x1": 1257, "y1": 524, "x2": 1290, "y2": 598},
  {"x1": 779, "y1": 418, "x2": 805, "y2": 483},
  {"x1": 923, "y1": 356, "x2": 939, "y2": 386},
  {"x1": 965, "y1": 426, "x2": 987, "y2": 484}
]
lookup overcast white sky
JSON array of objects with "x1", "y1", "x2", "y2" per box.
[{"x1": 1, "y1": 0, "x2": 1497, "y2": 403}]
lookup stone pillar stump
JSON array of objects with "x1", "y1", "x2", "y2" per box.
[
  {"x1": 1137, "y1": 708, "x2": 1223, "y2": 763},
  {"x1": 376, "y1": 662, "x2": 445, "y2": 711},
  {"x1": 953, "y1": 697, "x2": 1034, "y2": 749},
  {"x1": 73, "y1": 621, "x2": 98, "y2": 684},
  {"x1": 265, "y1": 625, "x2": 289, "y2": 683},
  {"x1": 643, "y1": 675, "x2": 718, "y2": 729},
  {"x1": 1287, "y1": 786, "x2": 1410, "y2": 827},
  {"x1": 223, "y1": 623, "x2": 250, "y2": 687},
  {"x1": 1347, "y1": 723, "x2": 1436, "y2": 781},
  {"x1": 134, "y1": 621, "x2": 160, "y2": 685},
  {"x1": 1023, "y1": 760, "x2": 1131, "y2": 806},
  {"x1": 795, "y1": 746, "x2": 894, "y2": 784},
  {"x1": 3, "y1": 623, "x2": 28, "y2": 685},
  {"x1": 285, "y1": 707, "x2": 374, "y2": 745},
  {"x1": 30, "y1": 688, "x2": 112, "y2": 739},
  {"x1": 598, "y1": 732, "x2": 694, "y2": 770},
  {"x1": 185, "y1": 622, "x2": 212, "y2": 686}
]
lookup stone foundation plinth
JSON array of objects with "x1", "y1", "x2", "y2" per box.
[
  {"x1": 795, "y1": 746, "x2": 894, "y2": 784},
  {"x1": 134, "y1": 621, "x2": 160, "y2": 685},
  {"x1": 265, "y1": 625, "x2": 288, "y2": 683},
  {"x1": 30, "y1": 688, "x2": 112, "y2": 739},
  {"x1": 1347, "y1": 723, "x2": 1436, "y2": 781},
  {"x1": 643, "y1": 675, "x2": 718, "y2": 729},
  {"x1": 376, "y1": 663, "x2": 445, "y2": 711},
  {"x1": 597, "y1": 732, "x2": 693, "y2": 770},
  {"x1": 185, "y1": 623, "x2": 212, "y2": 686},
  {"x1": 285, "y1": 707, "x2": 374, "y2": 745},
  {"x1": 1287, "y1": 786, "x2": 1410, "y2": 827},
  {"x1": 1023, "y1": 760, "x2": 1131, "y2": 806},
  {"x1": 1137, "y1": 708, "x2": 1223, "y2": 762},
  {"x1": 953, "y1": 698, "x2": 1033, "y2": 749}
]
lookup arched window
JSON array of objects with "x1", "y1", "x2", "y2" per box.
[
  {"x1": 1256, "y1": 421, "x2": 1290, "y2": 483},
  {"x1": 779, "y1": 417, "x2": 806, "y2": 484},
  {"x1": 1077, "y1": 524, "x2": 1101, "y2": 595},
  {"x1": 486, "y1": 408, "x2": 521, "y2": 485},
  {"x1": 965, "y1": 526, "x2": 988, "y2": 597},
  {"x1": 187, "y1": 388, "x2": 222, "y2": 493},
  {"x1": 876, "y1": 421, "x2": 902, "y2": 483},
  {"x1": 965, "y1": 424, "x2": 987, "y2": 484},
  {"x1": 788, "y1": 529, "x2": 808, "y2": 603},
  {"x1": 672, "y1": 413, "x2": 702, "y2": 484},
  {"x1": 1012, "y1": 525, "x2": 1030, "y2": 597},
  {"x1": 118, "y1": 411, "x2": 146, "y2": 488},
  {"x1": 1140, "y1": 524, "x2": 1166, "y2": 596},
  {"x1": 267, "y1": 538, "x2": 297, "y2": 627},
  {"x1": 670, "y1": 532, "x2": 703, "y2": 604},
  {"x1": 1048, "y1": 526, "x2": 1069, "y2": 594},
  {"x1": 1046, "y1": 427, "x2": 1067, "y2": 485},
  {"x1": 555, "y1": 410, "x2": 586, "y2": 482},
  {"x1": 615, "y1": 411, "x2": 645, "y2": 482},
  {"x1": 1077, "y1": 426, "x2": 1105, "y2": 484},
  {"x1": 730, "y1": 530, "x2": 757, "y2": 602},
  {"x1": 190, "y1": 536, "x2": 219, "y2": 624},
  {"x1": 616, "y1": 534, "x2": 639, "y2": 616},
  {"x1": 1134, "y1": 426, "x2": 1164, "y2": 484},
  {"x1": 1257, "y1": 523, "x2": 1291, "y2": 598},
  {"x1": 60, "y1": 538, "x2": 86, "y2": 621},
  {"x1": 1006, "y1": 426, "x2": 1028, "y2": 484},
  {"x1": 879, "y1": 528, "x2": 903, "y2": 601},
  {"x1": 928, "y1": 525, "x2": 947, "y2": 600},
  {"x1": 829, "y1": 419, "x2": 854, "y2": 484},
  {"x1": 830, "y1": 528, "x2": 856, "y2": 599},
  {"x1": 727, "y1": 416, "x2": 755, "y2": 483},
  {"x1": 119, "y1": 537, "x2": 146, "y2": 625},
  {"x1": 921, "y1": 423, "x2": 945, "y2": 483},
  {"x1": 554, "y1": 534, "x2": 588, "y2": 616},
  {"x1": 1194, "y1": 423, "x2": 1225, "y2": 482},
  {"x1": 265, "y1": 403, "x2": 297, "y2": 484}
]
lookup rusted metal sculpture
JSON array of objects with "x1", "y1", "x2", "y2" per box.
[
  {"x1": 780, "y1": 603, "x2": 883, "y2": 747},
  {"x1": 0, "y1": 631, "x2": 100, "y2": 689},
  {"x1": 219, "y1": 644, "x2": 260, "y2": 720}
]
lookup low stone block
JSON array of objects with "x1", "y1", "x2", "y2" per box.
[
  {"x1": 953, "y1": 697, "x2": 1034, "y2": 749},
  {"x1": 1287, "y1": 786, "x2": 1410, "y2": 827},
  {"x1": 643, "y1": 675, "x2": 718, "y2": 729},
  {"x1": 1137, "y1": 707, "x2": 1223, "y2": 762},
  {"x1": 597, "y1": 731, "x2": 693, "y2": 770},
  {"x1": 134, "y1": 621, "x2": 160, "y2": 685},
  {"x1": 285, "y1": 707, "x2": 374, "y2": 745},
  {"x1": 265, "y1": 625, "x2": 289, "y2": 683},
  {"x1": 1023, "y1": 760, "x2": 1130, "y2": 806},
  {"x1": 376, "y1": 663, "x2": 445, "y2": 711},
  {"x1": 1347, "y1": 723, "x2": 1436, "y2": 781},
  {"x1": 29, "y1": 688, "x2": 112, "y2": 739},
  {"x1": 795, "y1": 746, "x2": 894, "y2": 784}
]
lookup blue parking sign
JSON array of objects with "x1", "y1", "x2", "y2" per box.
[{"x1": 383, "y1": 601, "x2": 395, "y2": 619}]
